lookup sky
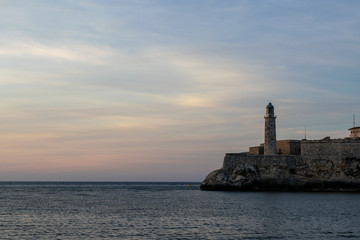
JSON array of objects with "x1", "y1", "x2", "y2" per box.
[{"x1": 0, "y1": 0, "x2": 359, "y2": 181}]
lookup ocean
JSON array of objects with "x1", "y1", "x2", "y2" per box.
[{"x1": 0, "y1": 182, "x2": 359, "y2": 239}]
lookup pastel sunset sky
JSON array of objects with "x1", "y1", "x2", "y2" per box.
[{"x1": 1, "y1": 0, "x2": 359, "y2": 181}]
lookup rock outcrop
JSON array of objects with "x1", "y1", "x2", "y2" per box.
[{"x1": 200, "y1": 153, "x2": 360, "y2": 191}]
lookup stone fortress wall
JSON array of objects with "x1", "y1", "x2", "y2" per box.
[
  {"x1": 250, "y1": 131, "x2": 360, "y2": 158},
  {"x1": 222, "y1": 153, "x2": 299, "y2": 180},
  {"x1": 225, "y1": 138, "x2": 360, "y2": 182},
  {"x1": 250, "y1": 138, "x2": 360, "y2": 159},
  {"x1": 302, "y1": 138, "x2": 360, "y2": 160}
]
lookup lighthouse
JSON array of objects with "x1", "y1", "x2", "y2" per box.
[{"x1": 264, "y1": 103, "x2": 276, "y2": 155}]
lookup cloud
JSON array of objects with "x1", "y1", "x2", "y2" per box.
[
  {"x1": 0, "y1": 36, "x2": 281, "y2": 108},
  {"x1": 174, "y1": 95, "x2": 216, "y2": 108},
  {"x1": 0, "y1": 38, "x2": 116, "y2": 65}
]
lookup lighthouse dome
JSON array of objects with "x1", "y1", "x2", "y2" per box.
[
  {"x1": 266, "y1": 102, "x2": 274, "y2": 109},
  {"x1": 266, "y1": 102, "x2": 275, "y2": 116}
]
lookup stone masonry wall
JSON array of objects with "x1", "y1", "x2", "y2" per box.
[
  {"x1": 301, "y1": 139, "x2": 360, "y2": 160},
  {"x1": 223, "y1": 153, "x2": 300, "y2": 180}
]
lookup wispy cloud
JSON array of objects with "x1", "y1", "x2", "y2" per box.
[{"x1": 0, "y1": 39, "x2": 116, "y2": 65}]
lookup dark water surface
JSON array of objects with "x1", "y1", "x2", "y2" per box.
[{"x1": 0, "y1": 182, "x2": 359, "y2": 239}]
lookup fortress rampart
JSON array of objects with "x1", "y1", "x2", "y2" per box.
[
  {"x1": 222, "y1": 153, "x2": 299, "y2": 179},
  {"x1": 301, "y1": 138, "x2": 360, "y2": 159}
]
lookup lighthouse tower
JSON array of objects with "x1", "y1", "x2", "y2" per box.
[{"x1": 264, "y1": 103, "x2": 277, "y2": 155}]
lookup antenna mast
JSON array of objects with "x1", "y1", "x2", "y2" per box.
[
  {"x1": 304, "y1": 127, "x2": 307, "y2": 140},
  {"x1": 354, "y1": 113, "x2": 356, "y2": 128}
]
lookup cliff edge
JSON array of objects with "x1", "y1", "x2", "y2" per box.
[{"x1": 200, "y1": 153, "x2": 360, "y2": 191}]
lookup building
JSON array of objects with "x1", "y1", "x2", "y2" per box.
[
  {"x1": 276, "y1": 140, "x2": 301, "y2": 155},
  {"x1": 349, "y1": 126, "x2": 360, "y2": 138},
  {"x1": 249, "y1": 140, "x2": 301, "y2": 155}
]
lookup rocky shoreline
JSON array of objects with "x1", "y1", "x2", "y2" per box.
[{"x1": 200, "y1": 153, "x2": 360, "y2": 192}]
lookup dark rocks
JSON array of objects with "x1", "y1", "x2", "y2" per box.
[{"x1": 200, "y1": 153, "x2": 360, "y2": 192}]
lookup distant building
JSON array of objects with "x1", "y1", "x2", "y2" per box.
[
  {"x1": 250, "y1": 140, "x2": 301, "y2": 155},
  {"x1": 349, "y1": 126, "x2": 360, "y2": 138},
  {"x1": 249, "y1": 145, "x2": 264, "y2": 155},
  {"x1": 276, "y1": 140, "x2": 301, "y2": 155}
]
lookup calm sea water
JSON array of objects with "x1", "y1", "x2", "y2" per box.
[{"x1": 0, "y1": 182, "x2": 359, "y2": 239}]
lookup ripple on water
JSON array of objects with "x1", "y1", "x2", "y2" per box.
[{"x1": 0, "y1": 183, "x2": 359, "y2": 239}]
